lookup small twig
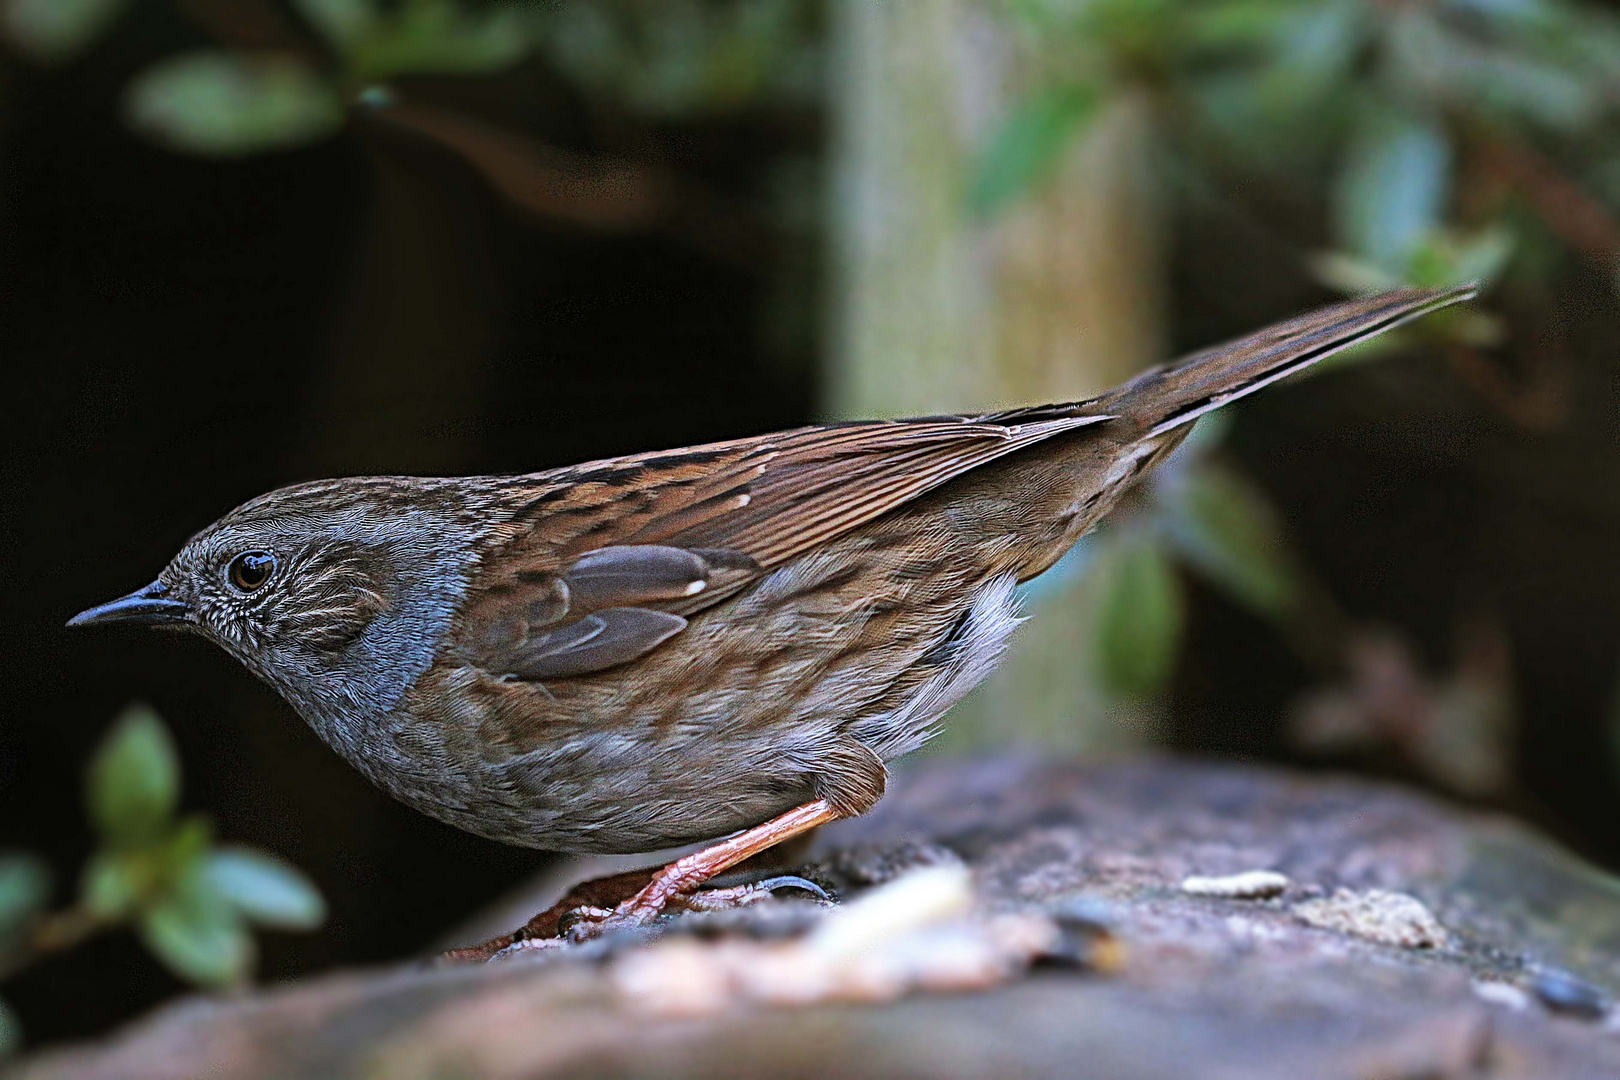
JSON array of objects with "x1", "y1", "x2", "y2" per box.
[
  {"x1": 0, "y1": 908, "x2": 109, "y2": 984},
  {"x1": 357, "y1": 96, "x2": 778, "y2": 269},
  {"x1": 1474, "y1": 135, "x2": 1620, "y2": 261}
]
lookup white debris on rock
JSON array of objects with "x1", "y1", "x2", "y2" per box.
[
  {"x1": 1473, "y1": 980, "x2": 1532, "y2": 1010},
  {"x1": 611, "y1": 865, "x2": 1074, "y2": 1018},
  {"x1": 1180, "y1": 870, "x2": 1292, "y2": 900},
  {"x1": 1293, "y1": 888, "x2": 1450, "y2": 949}
]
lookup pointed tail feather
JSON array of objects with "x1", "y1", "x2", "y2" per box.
[{"x1": 1087, "y1": 285, "x2": 1477, "y2": 437}]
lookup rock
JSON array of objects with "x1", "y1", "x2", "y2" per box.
[
  {"x1": 1530, "y1": 967, "x2": 1610, "y2": 1019},
  {"x1": 1474, "y1": 979, "x2": 1533, "y2": 1010},
  {"x1": 18, "y1": 756, "x2": 1620, "y2": 1080},
  {"x1": 1293, "y1": 888, "x2": 1450, "y2": 949}
]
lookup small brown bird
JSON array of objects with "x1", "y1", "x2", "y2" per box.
[{"x1": 70, "y1": 286, "x2": 1473, "y2": 938}]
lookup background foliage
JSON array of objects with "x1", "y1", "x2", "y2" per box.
[{"x1": 3, "y1": 0, "x2": 1618, "y2": 1055}]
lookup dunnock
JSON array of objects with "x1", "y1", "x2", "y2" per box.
[{"x1": 70, "y1": 286, "x2": 1474, "y2": 939}]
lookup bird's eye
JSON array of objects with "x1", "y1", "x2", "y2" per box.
[{"x1": 227, "y1": 551, "x2": 276, "y2": 592}]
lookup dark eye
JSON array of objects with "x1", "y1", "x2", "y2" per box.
[{"x1": 227, "y1": 551, "x2": 276, "y2": 592}]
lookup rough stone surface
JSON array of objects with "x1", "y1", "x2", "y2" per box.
[
  {"x1": 1293, "y1": 887, "x2": 1451, "y2": 948},
  {"x1": 18, "y1": 755, "x2": 1620, "y2": 1080}
]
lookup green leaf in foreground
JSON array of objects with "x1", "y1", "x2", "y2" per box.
[
  {"x1": 138, "y1": 871, "x2": 253, "y2": 985},
  {"x1": 968, "y1": 83, "x2": 1102, "y2": 218},
  {"x1": 0, "y1": 855, "x2": 51, "y2": 932},
  {"x1": 204, "y1": 847, "x2": 326, "y2": 930},
  {"x1": 0, "y1": 995, "x2": 20, "y2": 1059},
  {"x1": 292, "y1": 0, "x2": 376, "y2": 52},
  {"x1": 124, "y1": 51, "x2": 345, "y2": 157},
  {"x1": 79, "y1": 850, "x2": 140, "y2": 920},
  {"x1": 1, "y1": 0, "x2": 128, "y2": 62},
  {"x1": 87, "y1": 704, "x2": 179, "y2": 846},
  {"x1": 1092, "y1": 536, "x2": 1186, "y2": 698}
]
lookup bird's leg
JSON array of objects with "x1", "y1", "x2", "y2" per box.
[{"x1": 561, "y1": 798, "x2": 841, "y2": 941}]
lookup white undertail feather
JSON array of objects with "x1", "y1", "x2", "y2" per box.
[{"x1": 856, "y1": 573, "x2": 1026, "y2": 761}]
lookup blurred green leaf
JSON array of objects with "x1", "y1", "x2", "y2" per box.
[
  {"x1": 1254, "y1": 1, "x2": 1368, "y2": 110},
  {"x1": 292, "y1": 0, "x2": 376, "y2": 52},
  {"x1": 124, "y1": 52, "x2": 345, "y2": 158},
  {"x1": 204, "y1": 848, "x2": 325, "y2": 930},
  {"x1": 1334, "y1": 105, "x2": 1451, "y2": 270},
  {"x1": 350, "y1": 0, "x2": 530, "y2": 83},
  {"x1": 0, "y1": 855, "x2": 50, "y2": 934},
  {"x1": 138, "y1": 869, "x2": 252, "y2": 986},
  {"x1": 534, "y1": 0, "x2": 820, "y2": 114},
  {"x1": 79, "y1": 851, "x2": 140, "y2": 920},
  {"x1": 1468, "y1": 52, "x2": 1595, "y2": 131},
  {"x1": 1387, "y1": 9, "x2": 1599, "y2": 133},
  {"x1": 1411, "y1": 226, "x2": 1516, "y2": 288},
  {"x1": 87, "y1": 704, "x2": 179, "y2": 846},
  {"x1": 1160, "y1": 461, "x2": 1301, "y2": 619},
  {"x1": 1448, "y1": 0, "x2": 1555, "y2": 24},
  {"x1": 1184, "y1": 0, "x2": 1300, "y2": 49},
  {"x1": 1310, "y1": 250, "x2": 1407, "y2": 295},
  {"x1": 1568, "y1": 14, "x2": 1620, "y2": 86},
  {"x1": 163, "y1": 815, "x2": 215, "y2": 874},
  {"x1": 1092, "y1": 536, "x2": 1185, "y2": 697},
  {"x1": 0, "y1": 996, "x2": 19, "y2": 1059},
  {"x1": 1449, "y1": 227, "x2": 1516, "y2": 285},
  {"x1": 1, "y1": 0, "x2": 127, "y2": 62},
  {"x1": 968, "y1": 83, "x2": 1103, "y2": 218},
  {"x1": 1085, "y1": 0, "x2": 1179, "y2": 60},
  {"x1": 81, "y1": 814, "x2": 210, "y2": 919},
  {"x1": 1314, "y1": 225, "x2": 1513, "y2": 299}
]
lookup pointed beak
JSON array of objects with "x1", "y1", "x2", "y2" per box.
[{"x1": 67, "y1": 580, "x2": 192, "y2": 629}]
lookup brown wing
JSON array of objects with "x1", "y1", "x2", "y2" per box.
[
  {"x1": 457, "y1": 410, "x2": 1115, "y2": 680},
  {"x1": 455, "y1": 284, "x2": 1478, "y2": 681},
  {"x1": 625, "y1": 413, "x2": 1121, "y2": 566}
]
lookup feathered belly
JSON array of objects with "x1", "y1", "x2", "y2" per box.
[{"x1": 392, "y1": 542, "x2": 1026, "y2": 853}]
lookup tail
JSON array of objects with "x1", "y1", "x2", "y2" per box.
[{"x1": 1085, "y1": 284, "x2": 1477, "y2": 437}]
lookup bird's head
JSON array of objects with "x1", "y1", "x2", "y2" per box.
[{"x1": 68, "y1": 477, "x2": 479, "y2": 729}]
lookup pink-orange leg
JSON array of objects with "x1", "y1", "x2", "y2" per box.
[{"x1": 564, "y1": 798, "x2": 841, "y2": 939}]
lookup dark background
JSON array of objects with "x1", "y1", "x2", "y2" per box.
[{"x1": 5, "y1": 3, "x2": 1620, "y2": 1049}]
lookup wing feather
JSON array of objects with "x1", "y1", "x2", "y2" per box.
[
  {"x1": 455, "y1": 285, "x2": 1476, "y2": 682},
  {"x1": 456, "y1": 411, "x2": 1113, "y2": 679}
]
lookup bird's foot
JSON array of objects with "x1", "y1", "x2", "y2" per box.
[
  {"x1": 552, "y1": 801, "x2": 841, "y2": 943},
  {"x1": 441, "y1": 800, "x2": 842, "y2": 962}
]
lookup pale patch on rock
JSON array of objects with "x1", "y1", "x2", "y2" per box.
[
  {"x1": 609, "y1": 865, "x2": 1102, "y2": 1018},
  {"x1": 1473, "y1": 980, "x2": 1532, "y2": 1011},
  {"x1": 1293, "y1": 888, "x2": 1449, "y2": 949}
]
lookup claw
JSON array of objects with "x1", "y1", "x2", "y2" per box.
[
  {"x1": 555, "y1": 905, "x2": 616, "y2": 938},
  {"x1": 748, "y1": 874, "x2": 832, "y2": 902}
]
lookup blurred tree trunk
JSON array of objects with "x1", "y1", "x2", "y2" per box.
[{"x1": 826, "y1": 0, "x2": 1167, "y2": 751}]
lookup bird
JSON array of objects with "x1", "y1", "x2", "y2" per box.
[{"x1": 69, "y1": 285, "x2": 1475, "y2": 940}]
